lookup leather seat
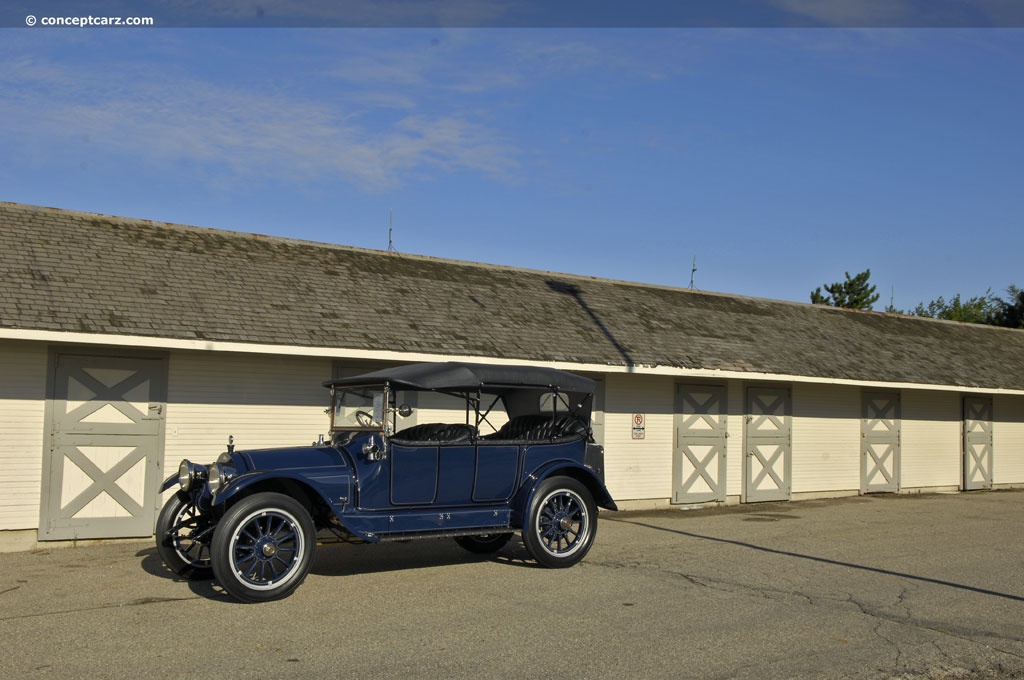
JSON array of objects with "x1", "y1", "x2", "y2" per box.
[
  {"x1": 392, "y1": 422, "x2": 476, "y2": 444},
  {"x1": 484, "y1": 414, "x2": 587, "y2": 441}
]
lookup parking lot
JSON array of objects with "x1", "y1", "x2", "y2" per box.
[{"x1": 2, "y1": 490, "x2": 1023, "y2": 679}]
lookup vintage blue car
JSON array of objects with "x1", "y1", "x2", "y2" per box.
[{"x1": 156, "y1": 362, "x2": 617, "y2": 602}]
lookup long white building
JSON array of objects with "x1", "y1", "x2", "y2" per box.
[{"x1": 2, "y1": 202, "x2": 1022, "y2": 550}]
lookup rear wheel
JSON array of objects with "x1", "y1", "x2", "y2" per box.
[
  {"x1": 522, "y1": 476, "x2": 597, "y2": 568},
  {"x1": 155, "y1": 491, "x2": 213, "y2": 579},
  {"x1": 211, "y1": 493, "x2": 316, "y2": 603},
  {"x1": 454, "y1": 533, "x2": 513, "y2": 554}
]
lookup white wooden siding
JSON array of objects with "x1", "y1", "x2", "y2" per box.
[
  {"x1": 7, "y1": 335, "x2": 1024, "y2": 542},
  {"x1": 603, "y1": 373, "x2": 674, "y2": 501},
  {"x1": 590, "y1": 377, "x2": 606, "y2": 448},
  {"x1": 164, "y1": 351, "x2": 331, "y2": 476},
  {"x1": 901, "y1": 390, "x2": 961, "y2": 489},
  {"x1": 791, "y1": 383, "x2": 861, "y2": 493},
  {"x1": 0, "y1": 341, "x2": 48, "y2": 530},
  {"x1": 994, "y1": 395, "x2": 1024, "y2": 484},
  {"x1": 412, "y1": 391, "x2": 508, "y2": 435}
]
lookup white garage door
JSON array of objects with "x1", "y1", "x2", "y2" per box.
[
  {"x1": 743, "y1": 386, "x2": 791, "y2": 503},
  {"x1": 673, "y1": 384, "x2": 728, "y2": 504},
  {"x1": 40, "y1": 353, "x2": 167, "y2": 540}
]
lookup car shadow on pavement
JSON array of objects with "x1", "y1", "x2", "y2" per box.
[
  {"x1": 137, "y1": 535, "x2": 548, "y2": 602},
  {"x1": 135, "y1": 546, "x2": 225, "y2": 598},
  {"x1": 310, "y1": 535, "x2": 540, "y2": 577}
]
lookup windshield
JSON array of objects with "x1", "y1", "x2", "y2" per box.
[{"x1": 331, "y1": 385, "x2": 386, "y2": 430}]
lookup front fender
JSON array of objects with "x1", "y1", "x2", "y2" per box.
[
  {"x1": 211, "y1": 469, "x2": 350, "y2": 509},
  {"x1": 160, "y1": 472, "x2": 178, "y2": 493},
  {"x1": 512, "y1": 461, "x2": 617, "y2": 525}
]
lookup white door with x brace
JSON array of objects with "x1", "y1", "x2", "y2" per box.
[
  {"x1": 744, "y1": 387, "x2": 791, "y2": 503},
  {"x1": 861, "y1": 392, "x2": 901, "y2": 493},
  {"x1": 673, "y1": 384, "x2": 728, "y2": 504},
  {"x1": 40, "y1": 353, "x2": 167, "y2": 540},
  {"x1": 963, "y1": 397, "x2": 993, "y2": 491}
]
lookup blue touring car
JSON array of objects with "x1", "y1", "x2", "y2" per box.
[{"x1": 156, "y1": 361, "x2": 617, "y2": 602}]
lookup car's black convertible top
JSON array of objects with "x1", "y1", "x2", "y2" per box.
[{"x1": 324, "y1": 361, "x2": 596, "y2": 394}]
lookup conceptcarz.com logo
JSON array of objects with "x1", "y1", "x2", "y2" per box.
[{"x1": 26, "y1": 14, "x2": 155, "y2": 27}]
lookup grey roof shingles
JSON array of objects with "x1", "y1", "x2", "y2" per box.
[{"x1": 2, "y1": 201, "x2": 1023, "y2": 391}]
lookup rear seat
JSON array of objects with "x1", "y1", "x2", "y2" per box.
[{"x1": 482, "y1": 414, "x2": 588, "y2": 442}]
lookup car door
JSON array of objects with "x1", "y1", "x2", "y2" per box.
[
  {"x1": 471, "y1": 442, "x2": 519, "y2": 502},
  {"x1": 390, "y1": 442, "x2": 441, "y2": 505}
]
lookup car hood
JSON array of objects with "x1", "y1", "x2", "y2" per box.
[{"x1": 238, "y1": 445, "x2": 347, "y2": 472}]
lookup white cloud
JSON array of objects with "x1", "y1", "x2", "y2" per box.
[{"x1": 0, "y1": 39, "x2": 519, "y2": 191}]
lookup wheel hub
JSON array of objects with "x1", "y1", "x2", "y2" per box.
[
  {"x1": 259, "y1": 539, "x2": 278, "y2": 558},
  {"x1": 558, "y1": 516, "x2": 573, "y2": 531}
]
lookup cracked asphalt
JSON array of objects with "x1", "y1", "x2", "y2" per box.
[{"x1": 1, "y1": 490, "x2": 1023, "y2": 679}]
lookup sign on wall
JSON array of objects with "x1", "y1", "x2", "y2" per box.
[{"x1": 632, "y1": 413, "x2": 646, "y2": 440}]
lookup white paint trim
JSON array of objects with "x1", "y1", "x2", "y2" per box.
[{"x1": 4, "y1": 327, "x2": 1023, "y2": 396}]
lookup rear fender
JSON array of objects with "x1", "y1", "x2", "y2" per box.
[{"x1": 512, "y1": 461, "x2": 617, "y2": 525}]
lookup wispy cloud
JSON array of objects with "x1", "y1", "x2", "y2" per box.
[{"x1": 0, "y1": 33, "x2": 520, "y2": 191}]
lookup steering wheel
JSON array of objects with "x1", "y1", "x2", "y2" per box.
[{"x1": 355, "y1": 410, "x2": 375, "y2": 426}]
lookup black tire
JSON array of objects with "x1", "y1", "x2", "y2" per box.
[
  {"x1": 522, "y1": 476, "x2": 597, "y2": 568},
  {"x1": 211, "y1": 492, "x2": 316, "y2": 603},
  {"x1": 155, "y1": 491, "x2": 213, "y2": 579},
  {"x1": 454, "y1": 533, "x2": 514, "y2": 554}
]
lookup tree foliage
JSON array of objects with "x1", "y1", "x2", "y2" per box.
[
  {"x1": 989, "y1": 285, "x2": 1024, "y2": 329},
  {"x1": 897, "y1": 286, "x2": 1024, "y2": 329},
  {"x1": 811, "y1": 271, "x2": 1024, "y2": 329},
  {"x1": 908, "y1": 292, "x2": 999, "y2": 324},
  {"x1": 810, "y1": 269, "x2": 880, "y2": 310}
]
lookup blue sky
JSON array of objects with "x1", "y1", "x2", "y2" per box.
[{"x1": 2, "y1": 21, "x2": 1022, "y2": 309}]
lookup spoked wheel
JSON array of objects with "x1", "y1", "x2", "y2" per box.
[
  {"x1": 454, "y1": 533, "x2": 514, "y2": 554},
  {"x1": 211, "y1": 492, "x2": 316, "y2": 603},
  {"x1": 156, "y1": 491, "x2": 213, "y2": 579},
  {"x1": 522, "y1": 476, "x2": 597, "y2": 568}
]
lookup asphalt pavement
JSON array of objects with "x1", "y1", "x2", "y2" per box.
[{"x1": 1, "y1": 490, "x2": 1023, "y2": 679}]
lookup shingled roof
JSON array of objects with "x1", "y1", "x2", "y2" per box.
[{"x1": 2, "y1": 201, "x2": 1023, "y2": 391}]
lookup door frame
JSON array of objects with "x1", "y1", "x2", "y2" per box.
[
  {"x1": 962, "y1": 396, "x2": 994, "y2": 491},
  {"x1": 860, "y1": 391, "x2": 901, "y2": 494},
  {"x1": 39, "y1": 347, "x2": 168, "y2": 540},
  {"x1": 742, "y1": 385, "x2": 792, "y2": 503},
  {"x1": 672, "y1": 382, "x2": 728, "y2": 504}
]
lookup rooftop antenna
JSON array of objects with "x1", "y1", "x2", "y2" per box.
[
  {"x1": 387, "y1": 209, "x2": 397, "y2": 255},
  {"x1": 689, "y1": 256, "x2": 697, "y2": 289}
]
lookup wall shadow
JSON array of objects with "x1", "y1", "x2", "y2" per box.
[{"x1": 610, "y1": 517, "x2": 1024, "y2": 603}]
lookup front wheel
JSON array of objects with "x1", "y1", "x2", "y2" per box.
[
  {"x1": 211, "y1": 492, "x2": 316, "y2": 603},
  {"x1": 155, "y1": 491, "x2": 213, "y2": 579},
  {"x1": 522, "y1": 476, "x2": 597, "y2": 568}
]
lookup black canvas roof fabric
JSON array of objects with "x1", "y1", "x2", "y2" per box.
[{"x1": 325, "y1": 361, "x2": 596, "y2": 392}]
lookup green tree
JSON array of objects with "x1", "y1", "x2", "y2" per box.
[
  {"x1": 908, "y1": 291, "x2": 999, "y2": 324},
  {"x1": 810, "y1": 269, "x2": 880, "y2": 310},
  {"x1": 989, "y1": 285, "x2": 1024, "y2": 329}
]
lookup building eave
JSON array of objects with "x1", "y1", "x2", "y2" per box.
[{"x1": 4, "y1": 326, "x2": 1021, "y2": 397}]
